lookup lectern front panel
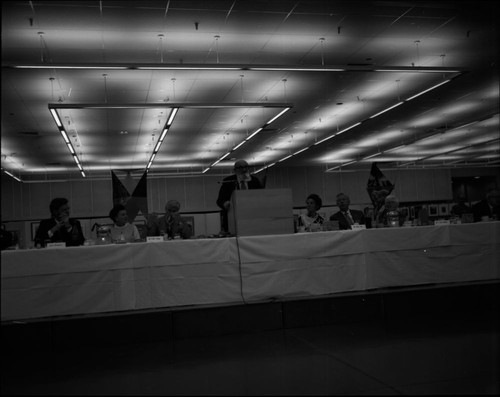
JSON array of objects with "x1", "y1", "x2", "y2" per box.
[{"x1": 228, "y1": 188, "x2": 294, "y2": 236}]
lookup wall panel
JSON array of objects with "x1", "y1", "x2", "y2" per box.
[
  {"x1": 205, "y1": 175, "x2": 224, "y2": 212},
  {"x1": 1, "y1": 178, "x2": 14, "y2": 219},
  {"x1": 165, "y1": 178, "x2": 187, "y2": 210},
  {"x1": 71, "y1": 181, "x2": 93, "y2": 218},
  {"x1": 305, "y1": 167, "x2": 325, "y2": 203},
  {"x1": 185, "y1": 176, "x2": 206, "y2": 211},
  {"x1": 91, "y1": 179, "x2": 112, "y2": 217},
  {"x1": 149, "y1": 178, "x2": 167, "y2": 213},
  {"x1": 395, "y1": 169, "x2": 418, "y2": 202},
  {"x1": 414, "y1": 169, "x2": 434, "y2": 201},
  {"x1": 29, "y1": 183, "x2": 51, "y2": 219},
  {"x1": 432, "y1": 169, "x2": 452, "y2": 200},
  {"x1": 49, "y1": 182, "x2": 72, "y2": 207},
  {"x1": 323, "y1": 172, "x2": 341, "y2": 205},
  {"x1": 287, "y1": 168, "x2": 308, "y2": 207}
]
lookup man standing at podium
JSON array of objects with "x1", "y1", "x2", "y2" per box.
[{"x1": 216, "y1": 159, "x2": 263, "y2": 234}]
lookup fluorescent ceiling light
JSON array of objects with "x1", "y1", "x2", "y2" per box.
[
  {"x1": 49, "y1": 108, "x2": 86, "y2": 177},
  {"x1": 232, "y1": 140, "x2": 248, "y2": 151},
  {"x1": 245, "y1": 127, "x2": 263, "y2": 141},
  {"x1": 166, "y1": 108, "x2": 179, "y2": 125},
  {"x1": 265, "y1": 108, "x2": 290, "y2": 125},
  {"x1": 50, "y1": 108, "x2": 63, "y2": 127},
  {"x1": 369, "y1": 102, "x2": 404, "y2": 119},
  {"x1": 7, "y1": 63, "x2": 461, "y2": 74},
  {"x1": 3, "y1": 169, "x2": 22, "y2": 182},
  {"x1": 363, "y1": 152, "x2": 381, "y2": 160},
  {"x1": 384, "y1": 145, "x2": 406, "y2": 153},
  {"x1": 278, "y1": 154, "x2": 293, "y2": 162},
  {"x1": 60, "y1": 129, "x2": 70, "y2": 144},
  {"x1": 146, "y1": 108, "x2": 178, "y2": 170},
  {"x1": 406, "y1": 80, "x2": 451, "y2": 101},
  {"x1": 153, "y1": 141, "x2": 163, "y2": 153},
  {"x1": 203, "y1": 107, "x2": 291, "y2": 173},
  {"x1": 325, "y1": 159, "x2": 357, "y2": 172},
  {"x1": 158, "y1": 128, "x2": 169, "y2": 142},
  {"x1": 293, "y1": 147, "x2": 309, "y2": 156},
  {"x1": 375, "y1": 68, "x2": 460, "y2": 73},
  {"x1": 314, "y1": 122, "x2": 362, "y2": 146}
]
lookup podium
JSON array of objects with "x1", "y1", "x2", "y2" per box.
[{"x1": 228, "y1": 188, "x2": 294, "y2": 236}]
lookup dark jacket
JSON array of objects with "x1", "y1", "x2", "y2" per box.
[
  {"x1": 216, "y1": 174, "x2": 263, "y2": 232},
  {"x1": 34, "y1": 218, "x2": 85, "y2": 247},
  {"x1": 472, "y1": 199, "x2": 500, "y2": 222},
  {"x1": 330, "y1": 209, "x2": 366, "y2": 230}
]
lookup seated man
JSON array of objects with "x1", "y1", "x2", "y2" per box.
[
  {"x1": 34, "y1": 197, "x2": 85, "y2": 248},
  {"x1": 153, "y1": 200, "x2": 192, "y2": 239},
  {"x1": 330, "y1": 193, "x2": 365, "y2": 230}
]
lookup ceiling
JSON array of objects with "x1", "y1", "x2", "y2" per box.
[{"x1": 2, "y1": 0, "x2": 499, "y2": 183}]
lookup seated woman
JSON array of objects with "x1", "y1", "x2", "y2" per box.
[
  {"x1": 375, "y1": 194, "x2": 404, "y2": 227},
  {"x1": 297, "y1": 193, "x2": 324, "y2": 232},
  {"x1": 109, "y1": 204, "x2": 141, "y2": 243},
  {"x1": 34, "y1": 197, "x2": 85, "y2": 248},
  {"x1": 156, "y1": 200, "x2": 192, "y2": 239}
]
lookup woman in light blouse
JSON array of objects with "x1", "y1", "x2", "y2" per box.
[
  {"x1": 109, "y1": 204, "x2": 141, "y2": 243},
  {"x1": 297, "y1": 194, "x2": 324, "y2": 232}
]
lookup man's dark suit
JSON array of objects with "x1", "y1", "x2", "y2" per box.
[
  {"x1": 216, "y1": 174, "x2": 263, "y2": 233},
  {"x1": 330, "y1": 209, "x2": 365, "y2": 230},
  {"x1": 34, "y1": 217, "x2": 85, "y2": 247}
]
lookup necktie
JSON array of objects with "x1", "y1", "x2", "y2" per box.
[{"x1": 344, "y1": 212, "x2": 354, "y2": 225}]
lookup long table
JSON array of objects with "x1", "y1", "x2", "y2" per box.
[{"x1": 2, "y1": 222, "x2": 499, "y2": 322}]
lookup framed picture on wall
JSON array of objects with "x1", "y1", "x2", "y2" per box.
[
  {"x1": 428, "y1": 204, "x2": 439, "y2": 217},
  {"x1": 31, "y1": 222, "x2": 40, "y2": 241},
  {"x1": 439, "y1": 203, "x2": 449, "y2": 216}
]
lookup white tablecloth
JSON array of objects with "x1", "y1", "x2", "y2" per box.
[{"x1": 2, "y1": 222, "x2": 499, "y2": 321}]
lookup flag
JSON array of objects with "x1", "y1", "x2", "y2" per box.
[
  {"x1": 111, "y1": 170, "x2": 148, "y2": 223},
  {"x1": 111, "y1": 170, "x2": 130, "y2": 206},
  {"x1": 125, "y1": 171, "x2": 148, "y2": 223},
  {"x1": 366, "y1": 163, "x2": 394, "y2": 211}
]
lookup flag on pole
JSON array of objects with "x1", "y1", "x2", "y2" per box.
[{"x1": 366, "y1": 163, "x2": 394, "y2": 212}]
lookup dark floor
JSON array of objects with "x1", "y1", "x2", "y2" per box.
[{"x1": 2, "y1": 315, "x2": 498, "y2": 395}]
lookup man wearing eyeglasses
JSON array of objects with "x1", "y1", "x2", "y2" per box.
[{"x1": 216, "y1": 159, "x2": 263, "y2": 234}]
